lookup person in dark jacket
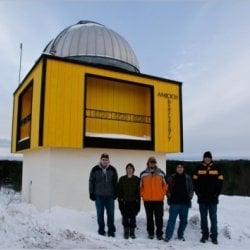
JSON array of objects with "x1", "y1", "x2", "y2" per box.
[
  {"x1": 164, "y1": 161, "x2": 194, "y2": 242},
  {"x1": 192, "y1": 151, "x2": 224, "y2": 245},
  {"x1": 89, "y1": 153, "x2": 118, "y2": 237},
  {"x1": 118, "y1": 163, "x2": 140, "y2": 239}
]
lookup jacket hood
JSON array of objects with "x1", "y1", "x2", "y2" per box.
[
  {"x1": 98, "y1": 163, "x2": 110, "y2": 169},
  {"x1": 145, "y1": 166, "x2": 161, "y2": 174}
]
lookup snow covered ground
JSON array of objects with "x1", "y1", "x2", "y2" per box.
[{"x1": 0, "y1": 187, "x2": 250, "y2": 249}]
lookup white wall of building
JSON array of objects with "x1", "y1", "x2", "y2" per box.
[{"x1": 22, "y1": 148, "x2": 166, "y2": 211}]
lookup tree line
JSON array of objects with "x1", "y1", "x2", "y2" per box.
[
  {"x1": 166, "y1": 160, "x2": 250, "y2": 196},
  {"x1": 0, "y1": 159, "x2": 250, "y2": 196},
  {"x1": 0, "y1": 160, "x2": 22, "y2": 191}
]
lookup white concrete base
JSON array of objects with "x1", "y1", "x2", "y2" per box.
[{"x1": 22, "y1": 148, "x2": 166, "y2": 211}]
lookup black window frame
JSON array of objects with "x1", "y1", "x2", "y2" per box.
[
  {"x1": 83, "y1": 74, "x2": 155, "y2": 150},
  {"x1": 16, "y1": 81, "x2": 33, "y2": 151}
]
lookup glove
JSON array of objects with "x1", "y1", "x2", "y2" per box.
[
  {"x1": 118, "y1": 199, "x2": 125, "y2": 215},
  {"x1": 135, "y1": 200, "x2": 141, "y2": 215},
  {"x1": 89, "y1": 193, "x2": 96, "y2": 201}
]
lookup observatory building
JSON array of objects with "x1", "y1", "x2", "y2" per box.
[{"x1": 11, "y1": 21, "x2": 183, "y2": 211}]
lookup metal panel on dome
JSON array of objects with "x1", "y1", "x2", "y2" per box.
[{"x1": 43, "y1": 21, "x2": 140, "y2": 72}]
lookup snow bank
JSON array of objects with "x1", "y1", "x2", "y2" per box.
[{"x1": 0, "y1": 188, "x2": 249, "y2": 249}]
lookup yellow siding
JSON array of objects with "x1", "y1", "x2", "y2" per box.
[
  {"x1": 19, "y1": 86, "x2": 32, "y2": 141},
  {"x1": 30, "y1": 63, "x2": 43, "y2": 149},
  {"x1": 11, "y1": 95, "x2": 19, "y2": 152},
  {"x1": 21, "y1": 87, "x2": 32, "y2": 119},
  {"x1": 11, "y1": 61, "x2": 43, "y2": 152},
  {"x1": 85, "y1": 76, "x2": 151, "y2": 139},
  {"x1": 12, "y1": 56, "x2": 182, "y2": 153},
  {"x1": 155, "y1": 83, "x2": 181, "y2": 152},
  {"x1": 43, "y1": 60, "x2": 84, "y2": 148}
]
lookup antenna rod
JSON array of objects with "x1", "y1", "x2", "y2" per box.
[{"x1": 18, "y1": 43, "x2": 23, "y2": 85}]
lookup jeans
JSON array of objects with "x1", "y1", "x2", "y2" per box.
[
  {"x1": 199, "y1": 203, "x2": 217, "y2": 239},
  {"x1": 165, "y1": 204, "x2": 189, "y2": 239},
  {"x1": 95, "y1": 196, "x2": 116, "y2": 234},
  {"x1": 144, "y1": 201, "x2": 164, "y2": 237}
]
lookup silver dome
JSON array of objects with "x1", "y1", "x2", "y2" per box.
[{"x1": 43, "y1": 20, "x2": 140, "y2": 72}]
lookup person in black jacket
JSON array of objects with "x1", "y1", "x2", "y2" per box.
[
  {"x1": 164, "y1": 161, "x2": 194, "y2": 242},
  {"x1": 89, "y1": 153, "x2": 118, "y2": 237},
  {"x1": 118, "y1": 163, "x2": 140, "y2": 239},
  {"x1": 192, "y1": 151, "x2": 224, "y2": 245}
]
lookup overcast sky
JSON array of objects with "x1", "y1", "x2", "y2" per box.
[{"x1": 0, "y1": 0, "x2": 250, "y2": 160}]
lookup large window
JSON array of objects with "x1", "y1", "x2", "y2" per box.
[
  {"x1": 84, "y1": 75, "x2": 154, "y2": 150},
  {"x1": 16, "y1": 81, "x2": 33, "y2": 150}
]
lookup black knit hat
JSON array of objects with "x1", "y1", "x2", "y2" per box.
[
  {"x1": 203, "y1": 151, "x2": 212, "y2": 159},
  {"x1": 176, "y1": 161, "x2": 184, "y2": 167}
]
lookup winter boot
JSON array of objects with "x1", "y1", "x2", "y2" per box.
[
  {"x1": 200, "y1": 234, "x2": 209, "y2": 243},
  {"x1": 130, "y1": 227, "x2": 136, "y2": 239},
  {"x1": 124, "y1": 227, "x2": 129, "y2": 239}
]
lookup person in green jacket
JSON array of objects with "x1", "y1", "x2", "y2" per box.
[{"x1": 118, "y1": 163, "x2": 140, "y2": 239}]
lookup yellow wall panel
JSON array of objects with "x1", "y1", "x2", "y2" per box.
[
  {"x1": 43, "y1": 60, "x2": 84, "y2": 148},
  {"x1": 11, "y1": 60, "x2": 43, "y2": 152},
  {"x1": 85, "y1": 76, "x2": 151, "y2": 140},
  {"x1": 154, "y1": 82, "x2": 181, "y2": 152},
  {"x1": 43, "y1": 58, "x2": 182, "y2": 152},
  {"x1": 30, "y1": 62, "x2": 43, "y2": 149},
  {"x1": 11, "y1": 96, "x2": 18, "y2": 152},
  {"x1": 12, "y1": 56, "x2": 182, "y2": 153}
]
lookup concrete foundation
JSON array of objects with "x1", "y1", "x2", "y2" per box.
[{"x1": 22, "y1": 148, "x2": 166, "y2": 211}]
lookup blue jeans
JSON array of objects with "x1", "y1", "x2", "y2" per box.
[
  {"x1": 95, "y1": 196, "x2": 116, "y2": 234},
  {"x1": 199, "y1": 203, "x2": 217, "y2": 239},
  {"x1": 165, "y1": 204, "x2": 189, "y2": 239}
]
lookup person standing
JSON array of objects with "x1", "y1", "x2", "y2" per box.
[
  {"x1": 193, "y1": 151, "x2": 224, "y2": 244},
  {"x1": 164, "y1": 161, "x2": 194, "y2": 242},
  {"x1": 89, "y1": 153, "x2": 118, "y2": 237},
  {"x1": 140, "y1": 156, "x2": 168, "y2": 240},
  {"x1": 118, "y1": 163, "x2": 140, "y2": 239}
]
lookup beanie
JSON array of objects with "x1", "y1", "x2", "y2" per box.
[
  {"x1": 203, "y1": 151, "x2": 212, "y2": 159},
  {"x1": 176, "y1": 161, "x2": 184, "y2": 167},
  {"x1": 147, "y1": 156, "x2": 157, "y2": 164}
]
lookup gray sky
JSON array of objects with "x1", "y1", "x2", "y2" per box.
[{"x1": 1, "y1": 0, "x2": 250, "y2": 160}]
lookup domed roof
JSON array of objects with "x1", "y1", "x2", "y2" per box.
[{"x1": 43, "y1": 20, "x2": 140, "y2": 73}]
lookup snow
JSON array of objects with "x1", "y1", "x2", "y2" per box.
[
  {"x1": 0, "y1": 187, "x2": 250, "y2": 249},
  {"x1": 85, "y1": 132, "x2": 151, "y2": 141}
]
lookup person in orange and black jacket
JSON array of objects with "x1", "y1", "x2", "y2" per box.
[
  {"x1": 192, "y1": 151, "x2": 224, "y2": 245},
  {"x1": 140, "y1": 156, "x2": 168, "y2": 240}
]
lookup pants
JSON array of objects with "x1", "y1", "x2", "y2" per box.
[
  {"x1": 122, "y1": 201, "x2": 139, "y2": 228},
  {"x1": 165, "y1": 204, "x2": 189, "y2": 239},
  {"x1": 95, "y1": 196, "x2": 116, "y2": 234},
  {"x1": 144, "y1": 201, "x2": 164, "y2": 237},
  {"x1": 199, "y1": 203, "x2": 218, "y2": 239}
]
